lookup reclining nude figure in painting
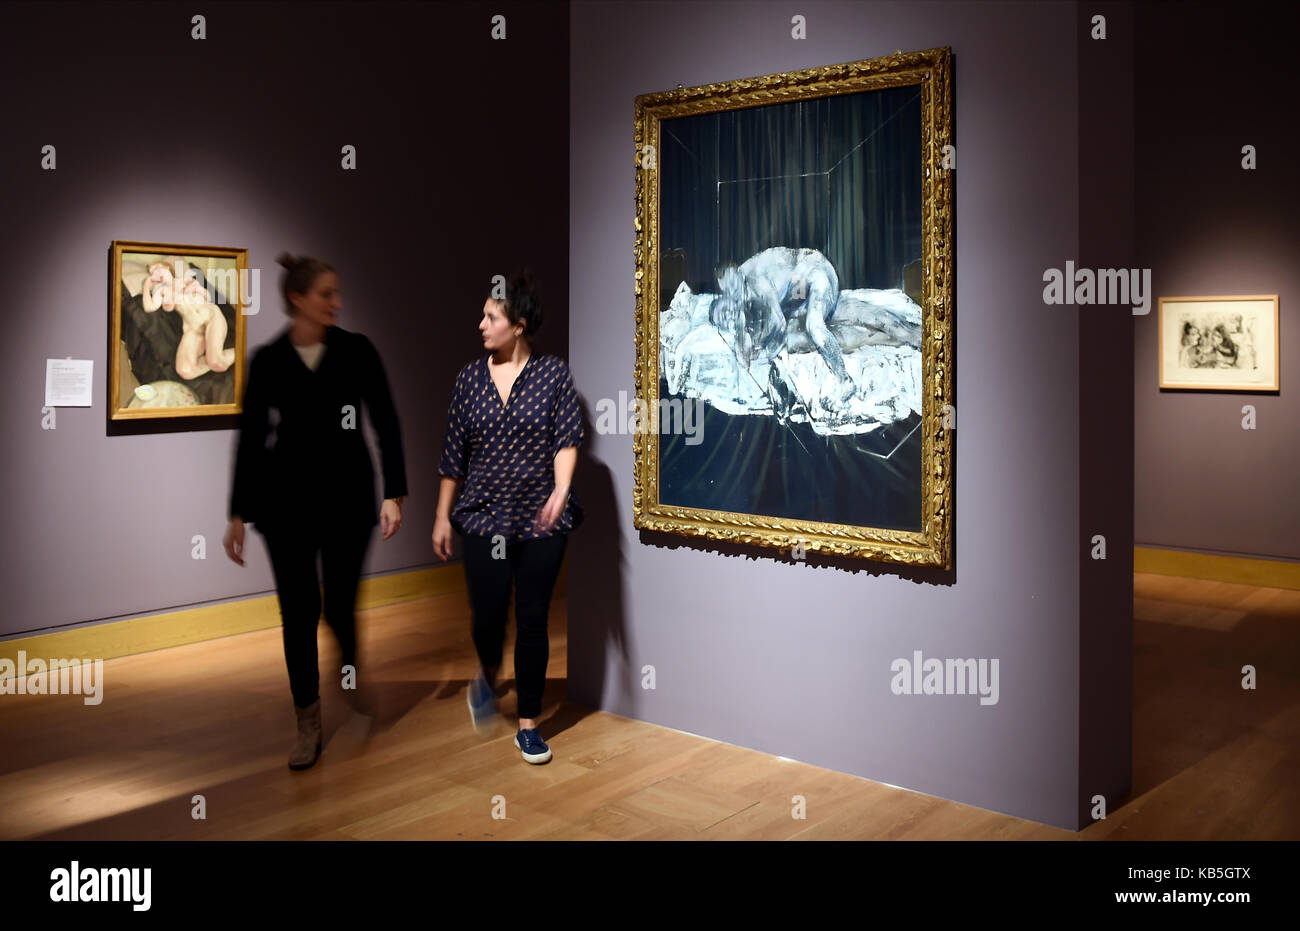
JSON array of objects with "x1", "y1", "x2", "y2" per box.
[
  {"x1": 141, "y1": 260, "x2": 235, "y2": 380},
  {"x1": 709, "y1": 247, "x2": 857, "y2": 409}
]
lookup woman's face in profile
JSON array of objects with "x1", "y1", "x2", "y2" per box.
[
  {"x1": 292, "y1": 271, "x2": 340, "y2": 327},
  {"x1": 480, "y1": 297, "x2": 518, "y2": 351}
]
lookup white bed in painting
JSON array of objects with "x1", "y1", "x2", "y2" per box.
[{"x1": 659, "y1": 279, "x2": 923, "y2": 437}]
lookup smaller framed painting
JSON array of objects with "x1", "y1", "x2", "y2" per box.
[
  {"x1": 1158, "y1": 294, "x2": 1279, "y2": 391},
  {"x1": 110, "y1": 240, "x2": 248, "y2": 419}
]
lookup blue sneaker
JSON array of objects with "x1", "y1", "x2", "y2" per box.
[
  {"x1": 467, "y1": 672, "x2": 497, "y2": 734},
  {"x1": 514, "y1": 728, "x2": 552, "y2": 764}
]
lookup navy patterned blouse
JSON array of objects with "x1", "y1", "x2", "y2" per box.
[{"x1": 438, "y1": 353, "x2": 584, "y2": 541}]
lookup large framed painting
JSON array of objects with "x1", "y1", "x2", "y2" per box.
[
  {"x1": 632, "y1": 48, "x2": 954, "y2": 568},
  {"x1": 110, "y1": 240, "x2": 248, "y2": 420},
  {"x1": 1158, "y1": 295, "x2": 1279, "y2": 391}
]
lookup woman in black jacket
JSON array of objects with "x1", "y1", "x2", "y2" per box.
[{"x1": 223, "y1": 253, "x2": 407, "y2": 771}]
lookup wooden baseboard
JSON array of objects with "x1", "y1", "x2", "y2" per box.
[
  {"x1": 1134, "y1": 546, "x2": 1300, "y2": 591},
  {"x1": 1, "y1": 558, "x2": 566, "y2": 667}
]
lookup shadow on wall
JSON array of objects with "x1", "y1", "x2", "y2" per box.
[{"x1": 565, "y1": 395, "x2": 635, "y2": 716}]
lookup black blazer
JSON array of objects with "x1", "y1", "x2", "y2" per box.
[{"x1": 229, "y1": 325, "x2": 407, "y2": 531}]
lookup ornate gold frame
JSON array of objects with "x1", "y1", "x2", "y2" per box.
[
  {"x1": 632, "y1": 48, "x2": 954, "y2": 569},
  {"x1": 110, "y1": 240, "x2": 248, "y2": 420}
]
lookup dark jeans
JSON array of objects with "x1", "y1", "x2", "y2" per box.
[
  {"x1": 260, "y1": 521, "x2": 374, "y2": 709},
  {"x1": 460, "y1": 532, "x2": 567, "y2": 720}
]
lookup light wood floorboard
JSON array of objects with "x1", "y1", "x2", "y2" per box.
[{"x1": 1, "y1": 573, "x2": 1295, "y2": 840}]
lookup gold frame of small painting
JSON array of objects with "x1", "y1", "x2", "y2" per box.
[
  {"x1": 632, "y1": 47, "x2": 954, "y2": 569},
  {"x1": 1158, "y1": 294, "x2": 1279, "y2": 391},
  {"x1": 110, "y1": 240, "x2": 249, "y2": 420}
]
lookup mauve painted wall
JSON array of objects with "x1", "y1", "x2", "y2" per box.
[
  {"x1": 1133, "y1": 1, "x2": 1299, "y2": 561},
  {"x1": 1078, "y1": 1, "x2": 1134, "y2": 827},
  {"x1": 0, "y1": 2, "x2": 569, "y2": 638},
  {"x1": 568, "y1": 1, "x2": 1086, "y2": 827}
]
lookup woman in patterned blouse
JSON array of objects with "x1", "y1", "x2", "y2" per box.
[{"x1": 432, "y1": 270, "x2": 583, "y2": 765}]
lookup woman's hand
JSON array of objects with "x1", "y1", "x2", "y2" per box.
[
  {"x1": 533, "y1": 484, "x2": 569, "y2": 534},
  {"x1": 432, "y1": 517, "x2": 454, "y2": 561},
  {"x1": 380, "y1": 498, "x2": 403, "y2": 541},
  {"x1": 223, "y1": 518, "x2": 246, "y2": 566}
]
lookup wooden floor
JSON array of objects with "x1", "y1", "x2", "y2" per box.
[{"x1": 1, "y1": 573, "x2": 1296, "y2": 840}]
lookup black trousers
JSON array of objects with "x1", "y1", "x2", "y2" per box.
[
  {"x1": 460, "y1": 532, "x2": 567, "y2": 720},
  {"x1": 260, "y1": 520, "x2": 374, "y2": 709}
]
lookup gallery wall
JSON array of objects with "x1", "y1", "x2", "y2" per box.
[
  {"x1": 0, "y1": 1, "x2": 570, "y2": 639},
  {"x1": 567, "y1": 0, "x2": 1123, "y2": 829},
  {"x1": 1078, "y1": 1, "x2": 1136, "y2": 831},
  {"x1": 1133, "y1": 1, "x2": 1299, "y2": 561}
]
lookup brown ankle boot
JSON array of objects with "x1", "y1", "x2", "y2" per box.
[{"x1": 288, "y1": 699, "x2": 322, "y2": 771}]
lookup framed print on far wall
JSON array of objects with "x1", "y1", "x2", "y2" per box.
[
  {"x1": 1158, "y1": 295, "x2": 1279, "y2": 391},
  {"x1": 110, "y1": 240, "x2": 248, "y2": 420},
  {"x1": 632, "y1": 47, "x2": 954, "y2": 569}
]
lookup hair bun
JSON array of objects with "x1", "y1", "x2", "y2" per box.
[
  {"x1": 275, "y1": 253, "x2": 335, "y2": 318},
  {"x1": 504, "y1": 267, "x2": 542, "y2": 337}
]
